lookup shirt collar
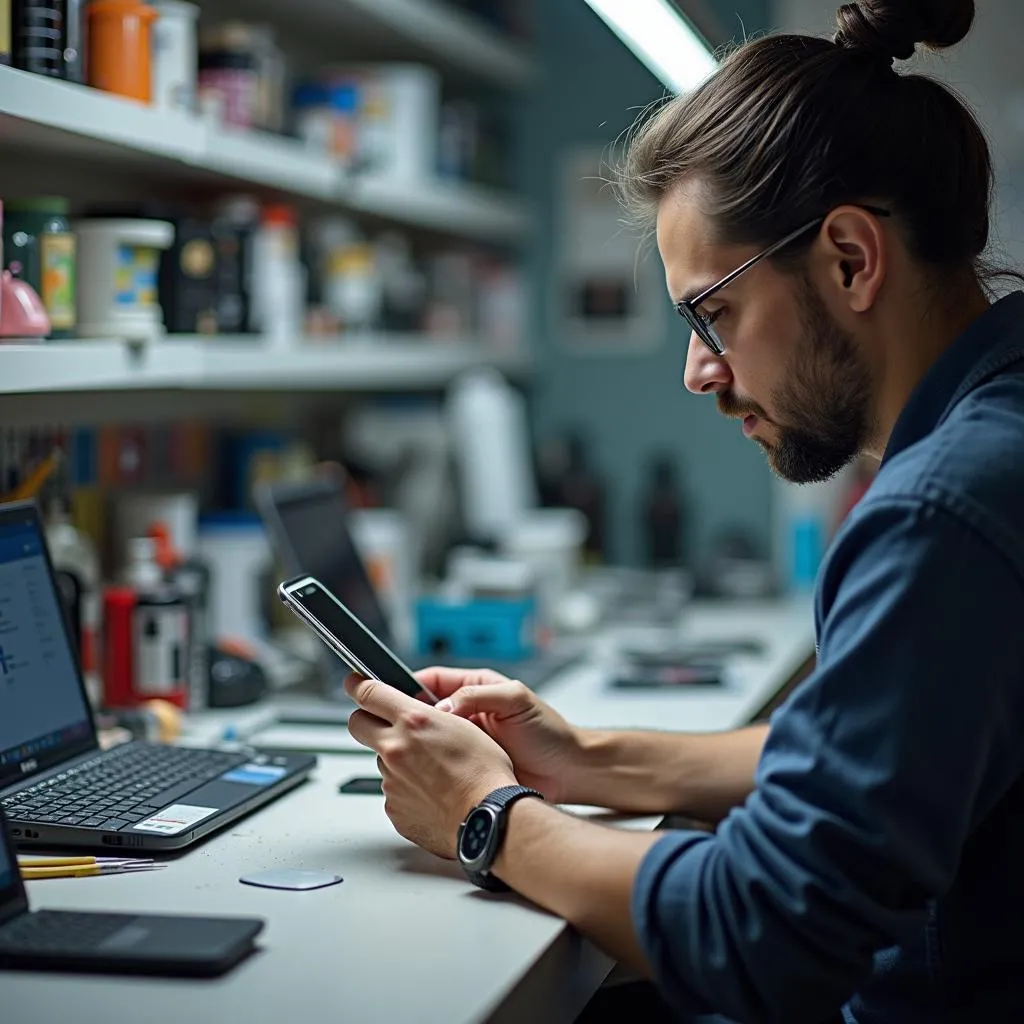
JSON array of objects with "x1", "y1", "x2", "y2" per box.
[{"x1": 882, "y1": 291, "x2": 1024, "y2": 465}]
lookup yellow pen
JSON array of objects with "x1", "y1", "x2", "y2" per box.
[
  {"x1": 17, "y1": 856, "x2": 153, "y2": 869},
  {"x1": 22, "y1": 863, "x2": 167, "y2": 881}
]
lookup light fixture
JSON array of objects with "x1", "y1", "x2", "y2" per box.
[{"x1": 582, "y1": 0, "x2": 718, "y2": 94}]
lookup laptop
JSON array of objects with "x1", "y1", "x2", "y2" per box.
[
  {"x1": 0, "y1": 500, "x2": 317, "y2": 852},
  {"x1": 255, "y1": 477, "x2": 580, "y2": 694},
  {"x1": 0, "y1": 806, "x2": 264, "y2": 976}
]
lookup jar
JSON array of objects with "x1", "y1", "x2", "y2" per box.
[
  {"x1": 198, "y1": 48, "x2": 258, "y2": 129},
  {"x1": 74, "y1": 218, "x2": 175, "y2": 343},
  {"x1": 199, "y1": 22, "x2": 284, "y2": 132},
  {"x1": 4, "y1": 196, "x2": 77, "y2": 338},
  {"x1": 87, "y1": 0, "x2": 157, "y2": 103}
]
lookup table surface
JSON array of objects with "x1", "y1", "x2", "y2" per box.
[{"x1": 1, "y1": 598, "x2": 815, "y2": 1024}]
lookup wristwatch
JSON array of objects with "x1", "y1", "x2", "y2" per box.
[{"x1": 457, "y1": 785, "x2": 544, "y2": 891}]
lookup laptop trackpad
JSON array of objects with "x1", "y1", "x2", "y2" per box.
[{"x1": 100, "y1": 924, "x2": 150, "y2": 950}]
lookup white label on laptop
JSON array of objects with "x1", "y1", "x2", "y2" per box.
[{"x1": 133, "y1": 804, "x2": 219, "y2": 835}]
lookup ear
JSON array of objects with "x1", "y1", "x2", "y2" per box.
[{"x1": 819, "y1": 206, "x2": 887, "y2": 314}]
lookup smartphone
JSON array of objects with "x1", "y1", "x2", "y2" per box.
[
  {"x1": 338, "y1": 777, "x2": 384, "y2": 795},
  {"x1": 611, "y1": 659, "x2": 724, "y2": 689},
  {"x1": 277, "y1": 575, "x2": 436, "y2": 703}
]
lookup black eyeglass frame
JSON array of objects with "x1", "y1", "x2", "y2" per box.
[{"x1": 675, "y1": 204, "x2": 892, "y2": 356}]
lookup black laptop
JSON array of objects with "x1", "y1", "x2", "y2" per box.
[
  {"x1": 0, "y1": 806, "x2": 264, "y2": 976},
  {"x1": 0, "y1": 501, "x2": 316, "y2": 852},
  {"x1": 255, "y1": 477, "x2": 581, "y2": 694}
]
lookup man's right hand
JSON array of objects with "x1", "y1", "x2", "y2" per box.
[{"x1": 416, "y1": 667, "x2": 582, "y2": 804}]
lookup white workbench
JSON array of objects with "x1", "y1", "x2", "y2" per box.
[{"x1": 1, "y1": 598, "x2": 814, "y2": 1024}]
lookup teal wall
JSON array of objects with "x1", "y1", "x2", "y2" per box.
[{"x1": 517, "y1": 1, "x2": 772, "y2": 566}]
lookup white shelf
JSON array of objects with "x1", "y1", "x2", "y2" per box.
[
  {"x1": 0, "y1": 337, "x2": 531, "y2": 395},
  {"x1": 0, "y1": 340, "x2": 204, "y2": 393},
  {"x1": 199, "y1": 126, "x2": 342, "y2": 202},
  {"x1": 0, "y1": 66, "x2": 204, "y2": 163},
  {"x1": 0, "y1": 65, "x2": 529, "y2": 241},
  {"x1": 199, "y1": 338, "x2": 530, "y2": 389},
  {"x1": 348, "y1": 177, "x2": 530, "y2": 242},
  {"x1": 340, "y1": 0, "x2": 535, "y2": 86}
]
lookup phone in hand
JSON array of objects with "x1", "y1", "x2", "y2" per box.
[{"x1": 277, "y1": 575, "x2": 436, "y2": 703}]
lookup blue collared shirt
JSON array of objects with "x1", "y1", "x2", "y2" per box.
[{"x1": 633, "y1": 292, "x2": 1024, "y2": 1023}]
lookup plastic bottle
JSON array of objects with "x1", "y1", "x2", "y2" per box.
[
  {"x1": 87, "y1": 0, "x2": 157, "y2": 103},
  {"x1": 446, "y1": 368, "x2": 538, "y2": 543},
  {"x1": 249, "y1": 203, "x2": 304, "y2": 347},
  {"x1": 559, "y1": 433, "x2": 606, "y2": 563},
  {"x1": 151, "y1": 1, "x2": 199, "y2": 113},
  {"x1": 642, "y1": 455, "x2": 685, "y2": 569},
  {"x1": 116, "y1": 536, "x2": 191, "y2": 709},
  {"x1": 45, "y1": 489, "x2": 102, "y2": 706},
  {"x1": 771, "y1": 472, "x2": 850, "y2": 594},
  {"x1": 4, "y1": 197, "x2": 76, "y2": 339}
]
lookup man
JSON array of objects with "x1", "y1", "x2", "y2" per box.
[{"x1": 346, "y1": 1, "x2": 1024, "y2": 1020}]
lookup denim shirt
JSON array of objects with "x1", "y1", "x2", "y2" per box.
[{"x1": 632, "y1": 292, "x2": 1024, "y2": 1024}]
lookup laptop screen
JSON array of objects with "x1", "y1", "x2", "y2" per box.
[
  {"x1": 261, "y1": 481, "x2": 396, "y2": 649},
  {"x1": 0, "y1": 505, "x2": 95, "y2": 791}
]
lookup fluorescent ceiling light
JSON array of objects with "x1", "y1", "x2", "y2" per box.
[{"x1": 583, "y1": 0, "x2": 718, "y2": 94}]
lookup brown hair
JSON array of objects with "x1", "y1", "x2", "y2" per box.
[{"x1": 618, "y1": 0, "x2": 994, "y2": 276}]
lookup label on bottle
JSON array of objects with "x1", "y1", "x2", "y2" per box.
[{"x1": 39, "y1": 232, "x2": 76, "y2": 328}]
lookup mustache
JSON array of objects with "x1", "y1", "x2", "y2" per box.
[{"x1": 717, "y1": 390, "x2": 768, "y2": 421}]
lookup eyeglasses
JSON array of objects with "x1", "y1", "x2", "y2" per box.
[{"x1": 675, "y1": 205, "x2": 891, "y2": 356}]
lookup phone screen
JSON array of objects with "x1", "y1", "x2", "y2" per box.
[{"x1": 280, "y1": 577, "x2": 433, "y2": 702}]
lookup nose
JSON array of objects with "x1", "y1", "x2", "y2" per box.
[{"x1": 682, "y1": 331, "x2": 732, "y2": 395}]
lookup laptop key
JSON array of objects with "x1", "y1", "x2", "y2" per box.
[
  {"x1": 98, "y1": 818, "x2": 130, "y2": 832},
  {"x1": 80, "y1": 817, "x2": 106, "y2": 828},
  {"x1": 59, "y1": 815, "x2": 85, "y2": 825}
]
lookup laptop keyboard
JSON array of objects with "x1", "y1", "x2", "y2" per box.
[
  {"x1": 1, "y1": 744, "x2": 247, "y2": 831},
  {"x1": 0, "y1": 910, "x2": 131, "y2": 953}
]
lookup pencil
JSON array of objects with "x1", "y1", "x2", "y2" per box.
[
  {"x1": 17, "y1": 856, "x2": 155, "y2": 869},
  {"x1": 21, "y1": 863, "x2": 168, "y2": 881}
]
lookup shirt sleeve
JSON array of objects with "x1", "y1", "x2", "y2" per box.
[{"x1": 631, "y1": 496, "x2": 1024, "y2": 1024}]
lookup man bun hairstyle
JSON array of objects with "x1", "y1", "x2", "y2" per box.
[{"x1": 834, "y1": 0, "x2": 975, "y2": 63}]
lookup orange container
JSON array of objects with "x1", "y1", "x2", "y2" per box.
[{"x1": 87, "y1": 0, "x2": 158, "y2": 104}]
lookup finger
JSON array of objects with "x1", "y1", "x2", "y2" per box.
[
  {"x1": 414, "y1": 666, "x2": 513, "y2": 700},
  {"x1": 345, "y1": 674, "x2": 419, "y2": 724},
  {"x1": 437, "y1": 681, "x2": 531, "y2": 720},
  {"x1": 346, "y1": 708, "x2": 391, "y2": 752}
]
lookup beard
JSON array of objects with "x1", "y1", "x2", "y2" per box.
[{"x1": 719, "y1": 278, "x2": 873, "y2": 484}]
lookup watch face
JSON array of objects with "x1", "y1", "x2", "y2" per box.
[{"x1": 459, "y1": 807, "x2": 497, "y2": 867}]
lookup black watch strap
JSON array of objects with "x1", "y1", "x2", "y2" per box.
[
  {"x1": 480, "y1": 784, "x2": 544, "y2": 812},
  {"x1": 459, "y1": 785, "x2": 544, "y2": 892}
]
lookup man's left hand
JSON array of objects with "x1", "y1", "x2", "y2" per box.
[{"x1": 345, "y1": 675, "x2": 518, "y2": 859}]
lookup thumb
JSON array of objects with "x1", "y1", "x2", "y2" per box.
[{"x1": 437, "y1": 682, "x2": 531, "y2": 720}]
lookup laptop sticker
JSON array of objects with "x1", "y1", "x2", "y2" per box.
[
  {"x1": 133, "y1": 804, "x2": 219, "y2": 835},
  {"x1": 221, "y1": 764, "x2": 288, "y2": 786}
]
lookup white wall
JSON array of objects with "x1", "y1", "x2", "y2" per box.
[{"x1": 774, "y1": 0, "x2": 1024, "y2": 264}]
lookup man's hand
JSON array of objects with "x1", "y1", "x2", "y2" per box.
[
  {"x1": 416, "y1": 667, "x2": 583, "y2": 804},
  {"x1": 345, "y1": 674, "x2": 518, "y2": 859}
]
